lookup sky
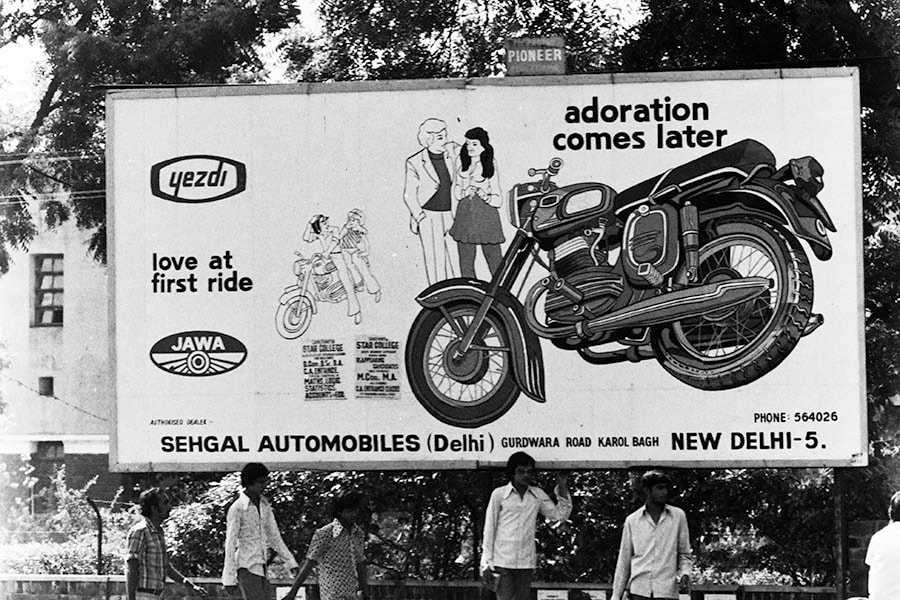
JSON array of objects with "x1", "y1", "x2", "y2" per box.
[{"x1": 0, "y1": 40, "x2": 44, "y2": 147}]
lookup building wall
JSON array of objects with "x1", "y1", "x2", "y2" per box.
[{"x1": 0, "y1": 212, "x2": 118, "y2": 501}]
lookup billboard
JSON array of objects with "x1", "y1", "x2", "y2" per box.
[{"x1": 107, "y1": 68, "x2": 866, "y2": 471}]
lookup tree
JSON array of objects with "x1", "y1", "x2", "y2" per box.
[
  {"x1": 279, "y1": 0, "x2": 630, "y2": 81},
  {"x1": 0, "y1": 0, "x2": 300, "y2": 273}
]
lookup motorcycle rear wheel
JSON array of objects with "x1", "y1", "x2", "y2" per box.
[
  {"x1": 406, "y1": 302, "x2": 520, "y2": 428},
  {"x1": 275, "y1": 295, "x2": 313, "y2": 339},
  {"x1": 652, "y1": 219, "x2": 813, "y2": 390}
]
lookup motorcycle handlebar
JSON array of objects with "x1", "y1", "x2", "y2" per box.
[{"x1": 527, "y1": 158, "x2": 564, "y2": 179}]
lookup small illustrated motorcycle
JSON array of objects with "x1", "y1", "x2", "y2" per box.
[
  {"x1": 275, "y1": 251, "x2": 348, "y2": 339},
  {"x1": 405, "y1": 139, "x2": 834, "y2": 428}
]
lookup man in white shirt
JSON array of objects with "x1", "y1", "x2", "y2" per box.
[
  {"x1": 865, "y1": 491, "x2": 900, "y2": 600},
  {"x1": 612, "y1": 471, "x2": 692, "y2": 600},
  {"x1": 223, "y1": 463, "x2": 299, "y2": 600},
  {"x1": 481, "y1": 451, "x2": 572, "y2": 600}
]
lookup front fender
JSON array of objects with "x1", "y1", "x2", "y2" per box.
[
  {"x1": 415, "y1": 278, "x2": 546, "y2": 403},
  {"x1": 708, "y1": 181, "x2": 833, "y2": 260},
  {"x1": 279, "y1": 285, "x2": 302, "y2": 305},
  {"x1": 279, "y1": 285, "x2": 318, "y2": 313}
]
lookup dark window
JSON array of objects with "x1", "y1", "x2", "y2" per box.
[
  {"x1": 34, "y1": 255, "x2": 64, "y2": 326},
  {"x1": 38, "y1": 377, "x2": 54, "y2": 396},
  {"x1": 31, "y1": 441, "x2": 65, "y2": 513},
  {"x1": 35, "y1": 441, "x2": 64, "y2": 460}
]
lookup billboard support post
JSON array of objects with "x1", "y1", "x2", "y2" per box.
[{"x1": 834, "y1": 467, "x2": 848, "y2": 600}]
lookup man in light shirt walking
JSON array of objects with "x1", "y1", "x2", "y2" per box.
[
  {"x1": 612, "y1": 471, "x2": 692, "y2": 600},
  {"x1": 481, "y1": 451, "x2": 572, "y2": 600},
  {"x1": 223, "y1": 463, "x2": 299, "y2": 600}
]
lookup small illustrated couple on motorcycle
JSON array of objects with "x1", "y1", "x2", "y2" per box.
[
  {"x1": 404, "y1": 117, "x2": 834, "y2": 428},
  {"x1": 275, "y1": 209, "x2": 381, "y2": 339}
]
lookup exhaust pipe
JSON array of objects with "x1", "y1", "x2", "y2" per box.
[
  {"x1": 584, "y1": 277, "x2": 772, "y2": 335},
  {"x1": 803, "y1": 313, "x2": 824, "y2": 336}
]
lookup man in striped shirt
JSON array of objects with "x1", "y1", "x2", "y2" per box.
[{"x1": 125, "y1": 488, "x2": 206, "y2": 600}]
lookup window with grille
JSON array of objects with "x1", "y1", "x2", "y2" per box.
[{"x1": 34, "y1": 255, "x2": 64, "y2": 326}]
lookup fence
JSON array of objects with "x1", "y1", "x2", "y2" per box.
[{"x1": 0, "y1": 575, "x2": 839, "y2": 600}]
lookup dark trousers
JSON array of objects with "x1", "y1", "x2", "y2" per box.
[
  {"x1": 494, "y1": 567, "x2": 532, "y2": 600},
  {"x1": 458, "y1": 243, "x2": 502, "y2": 278},
  {"x1": 237, "y1": 568, "x2": 269, "y2": 600}
]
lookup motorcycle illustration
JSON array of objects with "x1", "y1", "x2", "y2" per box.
[
  {"x1": 275, "y1": 251, "x2": 349, "y2": 339},
  {"x1": 404, "y1": 139, "x2": 834, "y2": 428}
]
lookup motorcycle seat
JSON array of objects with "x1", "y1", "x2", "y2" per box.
[{"x1": 613, "y1": 139, "x2": 776, "y2": 213}]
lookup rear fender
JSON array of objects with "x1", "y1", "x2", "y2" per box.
[
  {"x1": 699, "y1": 181, "x2": 833, "y2": 260},
  {"x1": 415, "y1": 278, "x2": 546, "y2": 402}
]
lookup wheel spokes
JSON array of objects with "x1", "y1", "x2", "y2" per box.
[
  {"x1": 679, "y1": 237, "x2": 780, "y2": 358},
  {"x1": 424, "y1": 310, "x2": 509, "y2": 405}
]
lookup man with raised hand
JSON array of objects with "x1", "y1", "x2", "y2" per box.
[{"x1": 481, "y1": 451, "x2": 572, "y2": 600}]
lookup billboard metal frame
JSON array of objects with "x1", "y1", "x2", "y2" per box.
[{"x1": 107, "y1": 67, "x2": 865, "y2": 472}]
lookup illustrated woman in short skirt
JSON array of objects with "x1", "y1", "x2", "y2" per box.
[{"x1": 449, "y1": 127, "x2": 504, "y2": 278}]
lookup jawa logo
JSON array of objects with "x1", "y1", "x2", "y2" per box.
[
  {"x1": 149, "y1": 330, "x2": 247, "y2": 376},
  {"x1": 150, "y1": 155, "x2": 247, "y2": 203}
]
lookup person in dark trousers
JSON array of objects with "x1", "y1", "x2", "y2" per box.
[
  {"x1": 283, "y1": 490, "x2": 369, "y2": 600},
  {"x1": 125, "y1": 487, "x2": 206, "y2": 600},
  {"x1": 481, "y1": 451, "x2": 572, "y2": 600},
  {"x1": 223, "y1": 463, "x2": 298, "y2": 600},
  {"x1": 611, "y1": 471, "x2": 693, "y2": 600}
]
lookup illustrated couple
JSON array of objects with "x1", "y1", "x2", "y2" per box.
[
  {"x1": 403, "y1": 118, "x2": 505, "y2": 285},
  {"x1": 302, "y1": 209, "x2": 381, "y2": 324}
]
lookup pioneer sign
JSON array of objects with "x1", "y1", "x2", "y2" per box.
[{"x1": 504, "y1": 36, "x2": 566, "y2": 76}]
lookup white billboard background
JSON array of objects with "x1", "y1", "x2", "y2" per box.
[{"x1": 109, "y1": 70, "x2": 865, "y2": 470}]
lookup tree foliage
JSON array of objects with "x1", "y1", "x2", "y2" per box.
[
  {"x1": 0, "y1": 0, "x2": 300, "y2": 273},
  {"x1": 0, "y1": 463, "x2": 133, "y2": 574},
  {"x1": 157, "y1": 467, "x2": 840, "y2": 585},
  {"x1": 279, "y1": 0, "x2": 630, "y2": 81}
]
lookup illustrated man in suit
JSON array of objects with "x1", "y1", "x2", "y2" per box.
[{"x1": 403, "y1": 118, "x2": 461, "y2": 284}]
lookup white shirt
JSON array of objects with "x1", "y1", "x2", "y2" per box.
[
  {"x1": 612, "y1": 504, "x2": 693, "y2": 600},
  {"x1": 481, "y1": 482, "x2": 572, "y2": 571},
  {"x1": 866, "y1": 521, "x2": 900, "y2": 600},
  {"x1": 222, "y1": 492, "x2": 298, "y2": 586}
]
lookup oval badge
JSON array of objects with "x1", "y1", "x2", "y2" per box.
[
  {"x1": 150, "y1": 330, "x2": 247, "y2": 377},
  {"x1": 150, "y1": 155, "x2": 247, "y2": 203}
]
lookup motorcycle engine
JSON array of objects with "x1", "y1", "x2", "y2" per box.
[{"x1": 543, "y1": 229, "x2": 624, "y2": 324}]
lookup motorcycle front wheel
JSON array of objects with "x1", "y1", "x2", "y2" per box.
[
  {"x1": 275, "y1": 295, "x2": 314, "y2": 339},
  {"x1": 406, "y1": 302, "x2": 520, "y2": 428},
  {"x1": 652, "y1": 219, "x2": 813, "y2": 390}
]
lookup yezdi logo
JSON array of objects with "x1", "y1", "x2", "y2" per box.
[
  {"x1": 150, "y1": 155, "x2": 247, "y2": 203},
  {"x1": 149, "y1": 331, "x2": 247, "y2": 376}
]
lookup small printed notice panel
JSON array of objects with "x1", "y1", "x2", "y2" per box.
[{"x1": 108, "y1": 69, "x2": 866, "y2": 471}]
